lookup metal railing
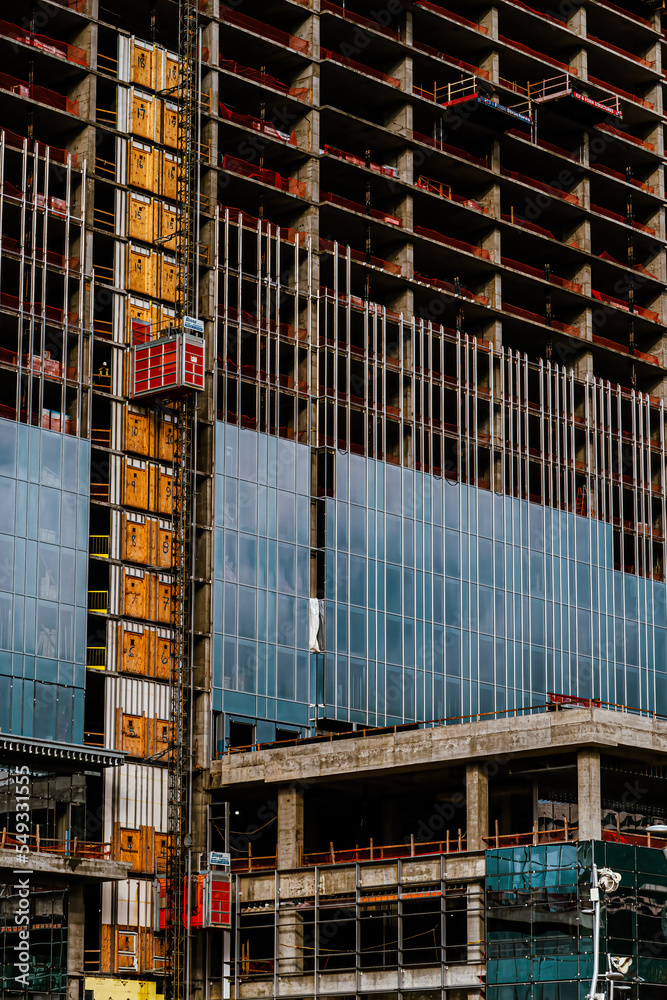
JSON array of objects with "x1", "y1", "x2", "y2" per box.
[
  {"x1": 88, "y1": 590, "x2": 109, "y2": 613},
  {"x1": 89, "y1": 535, "x2": 110, "y2": 557},
  {"x1": 86, "y1": 646, "x2": 106, "y2": 668}
]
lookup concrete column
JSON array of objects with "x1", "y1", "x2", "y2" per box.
[
  {"x1": 277, "y1": 785, "x2": 304, "y2": 869},
  {"x1": 466, "y1": 763, "x2": 489, "y2": 852},
  {"x1": 577, "y1": 749, "x2": 602, "y2": 841},
  {"x1": 67, "y1": 883, "x2": 85, "y2": 1000},
  {"x1": 278, "y1": 908, "x2": 305, "y2": 976}
]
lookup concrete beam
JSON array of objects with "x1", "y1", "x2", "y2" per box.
[
  {"x1": 0, "y1": 850, "x2": 131, "y2": 883},
  {"x1": 577, "y1": 749, "x2": 602, "y2": 841},
  {"x1": 208, "y1": 708, "x2": 667, "y2": 790}
]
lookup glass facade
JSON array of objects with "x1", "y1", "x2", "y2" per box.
[
  {"x1": 214, "y1": 425, "x2": 667, "y2": 733},
  {"x1": 0, "y1": 418, "x2": 89, "y2": 743},
  {"x1": 213, "y1": 424, "x2": 312, "y2": 737},
  {"x1": 486, "y1": 842, "x2": 667, "y2": 999}
]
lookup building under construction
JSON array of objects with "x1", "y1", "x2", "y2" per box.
[{"x1": 2, "y1": 0, "x2": 667, "y2": 998}]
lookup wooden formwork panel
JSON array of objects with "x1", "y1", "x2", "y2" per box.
[
  {"x1": 119, "y1": 622, "x2": 147, "y2": 675},
  {"x1": 131, "y1": 38, "x2": 154, "y2": 89},
  {"x1": 164, "y1": 50, "x2": 179, "y2": 92},
  {"x1": 123, "y1": 459, "x2": 149, "y2": 509},
  {"x1": 124, "y1": 511, "x2": 150, "y2": 564},
  {"x1": 150, "y1": 629, "x2": 172, "y2": 680},
  {"x1": 161, "y1": 151, "x2": 178, "y2": 200},
  {"x1": 122, "y1": 568, "x2": 149, "y2": 619},
  {"x1": 117, "y1": 709, "x2": 148, "y2": 757},
  {"x1": 131, "y1": 89, "x2": 155, "y2": 141},
  {"x1": 127, "y1": 245, "x2": 156, "y2": 297},
  {"x1": 127, "y1": 191, "x2": 153, "y2": 243},
  {"x1": 127, "y1": 296, "x2": 159, "y2": 344},
  {"x1": 158, "y1": 413, "x2": 176, "y2": 462},
  {"x1": 159, "y1": 202, "x2": 178, "y2": 251},
  {"x1": 153, "y1": 831, "x2": 168, "y2": 873},
  {"x1": 153, "y1": 577, "x2": 174, "y2": 624},
  {"x1": 155, "y1": 465, "x2": 174, "y2": 516},
  {"x1": 155, "y1": 519, "x2": 173, "y2": 568},
  {"x1": 129, "y1": 140, "x2": 154, "y2": 192},
  {"x1": 116, "y1": 824, "x2": 147, "y2": 872},
  {"x1": 148, "y1": 718, "x2": 170, "y2": 759},
  {"x1": 159, "y1": 255, "x2": 177, "y2": 303},
  {"x1": 124, "y1": 410, "x2": 150, "y2": 457},
  {"x1": 160, "y1": 101, "x2": 178, "y2": 149}
]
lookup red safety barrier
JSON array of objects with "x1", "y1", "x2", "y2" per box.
[
  {"x1": 504, "y1": 0, "x2": 565, "y2": 25},
  {"x1": 592, "y1": 202, "x2": 625, "y2": 223},
  {"x1": 500, "y1": 167, "x2": 579, "y2": 204},
  {"x1": 500, "y1": 258, "x2": 582, "y2": 294},
  {"x1": 501, "y1": 213, "x2": 555, "y2": 240},
  {"x1": 219, "y1": 6, "x2": 309, "y2": 53},
  {"x1": 221, "y1": 156, "x2": 306, "y2": 197},
  {"x1": 219, "y1": 58, "x2": 309, "y2": 100},
  {"x1": 0, "y1": 18, "x2": 88, "y2": 64},
  {"x1": 411, "y1": 131, "x2": 490, "y2": 168},
  {"x1": 413, "y1": 271, "x2": 489, "y2": 306},
  {"x1": 589, "y1": 73, "x2": 653, "y2": 109},
  {"x1": 506, "y1": 128, "x2": 578, "y2": 161},
  {"x1": 414, "y1": 177, "x2": 487, "y2": 212},
  {"x1": 321, "y1": 48, "x2": 401, "y2": 87},
  {"x1": 323, "y1": 144, "x2": 397, "y2": 178},
  {"x1": 499, "y1": 34, "x2": 577, "y2": 74},
  {"x1": 588, "y1": 34, "x2": 654, "y2": 69},
  {"x1": 593, "y1": 163, "x2": 654, "y2": 193},
  {"x1": 414, "y1": 0, "x2": 488, "y2": 33},
  {"x1": 596, "y1": 123, "x2": 654, "y2": 151},
  {"x1": 503, "y1": 302, "x2": 578, "y2": 336},
  {"x1": 319, "y1": 238, "x2": 402, "y2": 275},
  {"x1": 219, "y1": 104, "x2": 296, "y2": 145},
  {"x1": 218, "y1": 205, "x2": 307, "y2": 246},
  {"x1": 414, "y1": 224, "x2": 491, "y2": 259},
  {"x1": 320, "y1": 191, "x2": 401, "y2": 225},
  {"x1": 0, "y1": 71, "x2": 78, "y2": 115},
  {"x1": 412, "y1": 39, "x2": 489, "y2": 78},
  {"x1": 320, "y1": 0, "x2": 399, "y2": 39}
]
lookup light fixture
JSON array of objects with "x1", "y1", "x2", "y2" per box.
[{"x1": 647, "y1": 824, "x2": 667, "y2": 834}]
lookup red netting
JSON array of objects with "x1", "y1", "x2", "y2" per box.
[
  {"x1": 414, "y1": 225, "x2": 491, "y2": 259},
  {"x1": 413, "y1": 271, "x2": 489, "y2": 305},
  {"x1": 596, "y1": 123, "x2": 654, "y2": 151},
  {"x1": 219, "y1": 104, "x2": 296, "y2": 145},
  {"x1": 323, "y1": 144, "x2": 397, "y2": 177},
  {"x1": 319, "y1": 238, "x2": 402, "y2": 275},
  {"x1": 218, "y1": 205, "x2": 308, "y2": 246},
  {"x1": 500, "y1": 257, "x2": 582, "y2": 294},
  {"x1": 321, "y1": 49, "x2": 401, "y2": 87},
  {"x1": 414, "y1": 1, "x2": 488, "y2": 33},
  {"x1": 219, "y1": 58, "x2": 308, "y2": 100},
  {"x1": 219, "y1": 6, "x2": 309, "y2": 54},
  {"x1": 411, "y1": 131, "x2": 489, "y2": 168},
  {"x1": 503, "y1": 302, "x2": 578, "y2": 336},
  {"x1": 591, "y1": 203, "x2": 625, "y2": 223},
  {"x1": 498, "y1": 34, "x2": 576, "y2": 74},
  {"x1": 320, "y1": 191, "x2": 401, "y2": 225},
  {"x1": 505, "y1": 0, "x2": 564, "y2": 25},
  {"x1": 501, "y1": 213, "x2": 554, "y2": 240},
  {"x1": 500, "y1": 167, "x2": 579, "y2": 204},
  {"x1": 412, "y1": 39, "x2": 489, "y2": 78},
  {"x1": 320, "y1": 1, "x2": 399, "y2": 39},
  {"x1": 0, "y1": 72, "x2": 78, "y2": 115},
  {"x1": 221, "y1": 156, "x2": 306, "y2": 197},
  {"x1": 588, "y1": 73, "x2": 653, "y2": 109}
]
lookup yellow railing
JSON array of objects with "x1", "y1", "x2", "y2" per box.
[
  {"x1": 88, "y1": 591, "x2": 109, "y2": 613},
  {"x1": 86, "y1": 646, "x2": 106, "y2": 669},
  {"x1": 89, "y1": 535, "x2": 110, "y2": 558}
]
